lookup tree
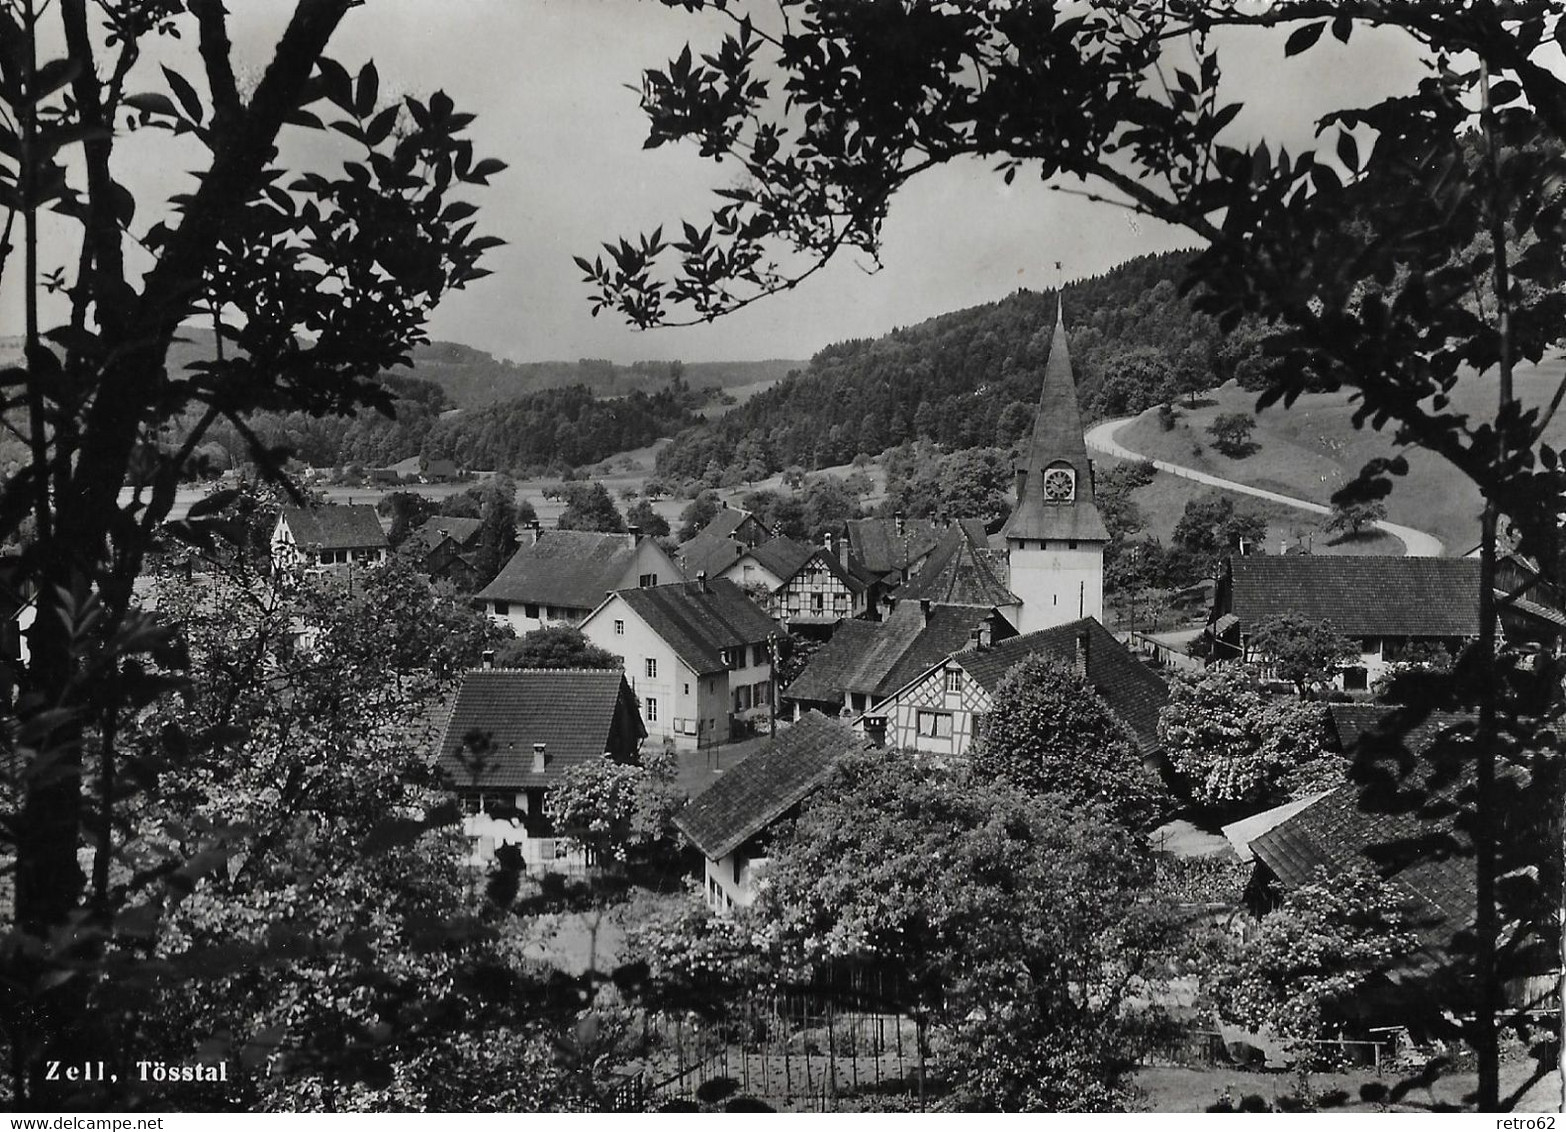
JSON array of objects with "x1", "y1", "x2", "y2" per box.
[
  {"x1": 588, "y1": 2, "x2": 1566, "y2": 1107},
  {"x1": 543, "y1": 753, "x2": 676, "y2": 867},
  {"x1": 677, "y1": 490, "x2": 723, "y2": 542},
  {"x1": 379, "y1": 490, "x2": 438, "y2": 549},
  {"x1": 493, "y1": 625, "x2": 622, "y2": 671},
  {"x1": 1325, "y1": 499, "x2": 1388, "y2": 540},
  {"x1": 1206, "y1": 867, "x2": 1421, "y2": 1055},
  {"x1": 759, "y1": 748, "x2": 1180, "y2": 1111},
  {"x1": 799, "y1": 475, "x2": 861, "y2": 540},
  {"x1": 969, "y1": 655, "x2": 1165, "y2": 831},
  {"x1": 1206, "y1": 412, "x2": 1258, "y2": 458},
  {"x1": 472, "y1": 473, "x2": 522, "y2": 586},
  {"x1": 625, "y1": 498, "x2": 671, "y2": 539},
  {"x1": 1158, "y1": 666, "x2": 1339, "y2": 815},
  {"x1": 1171, "y1": 493, "x2": 1269, "y2": 577},
  {"x1": 0, "y1": 3, "x2": 504, "y2": 1102},
  {"x1": 1250, "y1": 614, "x2": 1357, "y2": 698},
  {"x1": 556, "y1": 482, "x2": 626, "y2": 533}
]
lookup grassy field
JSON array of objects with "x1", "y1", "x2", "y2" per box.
[
  {"x1": 1116, "y1": 353, "x2": 1566, "y2": 556},
  {"x1": 1100, "y1": 452, "x2": 1405, "y2": 557},
  {"x1": 1132, "y1": 1058, "x2": 1561, "y2": 1113}
]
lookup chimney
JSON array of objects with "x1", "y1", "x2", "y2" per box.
[
  {"x1": 696, "y1": 570, "x2": 708, "y2": 592},
  {"x1": 626, "y1": 524, "x2": 641, "y2": 541},
  {"x1": 482, "y1": 649, "x2": 495, "y2": 670},
  {"x1": 919, "y1": 599, "x2": 932, "y2": 625},
  {"x1": 968, "y1": 627, "x2": 983, "y2": 651},
  {"x1": 823, "y1": 531, "x2": 835, "y2": 560},
  {"x1": 532, "y1": 742, "x2": 546, "y2": 773},
  {"x1": 895, "y1": 511, "x2": 906, "y2": 537},
  {"x1": 1074, "y1": 628, "x2": 1089, "y2": 677}
]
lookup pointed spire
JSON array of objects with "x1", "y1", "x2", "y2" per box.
[{"x1": 1020, "y1": 291, "x2": 1089, "y2": 478}]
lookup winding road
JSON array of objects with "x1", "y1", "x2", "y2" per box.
[{"x1": 1084, "y1": 416, "x2": 1445, "y2": 558}]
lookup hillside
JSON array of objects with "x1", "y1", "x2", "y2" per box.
[
  {"x1": 1113, "y1": 355, "x2": 1566, "y2": 556},
  {"x1": 653, "y1": 250, "x2": 1264, "y2": 484}
]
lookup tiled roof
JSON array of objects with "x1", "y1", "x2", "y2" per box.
[
  {"x1": 436, "y1": 668, "x2": 643, "y2": 791},
  {"x1": 406, "y1": 515, "x2": 483, "y2": 555},
  {"x1": 1000, "y1": 300, "x2": 1110, "y2": 544},
  {"x1": 476, "y1": 530, "x2": 640, "y2": 610},
  {"x1": 280, "y1": 504, "x2": 388, "y2": 551},
  {"x1": 844, "y1": 517, "x2": 945, "y2": 576},
  {"x1": 680, "y1": 508, "x2": 770, "y2": 579},
  {"x1": 784, "y1": 602, "x2": 1006, "y2": 704},
  {"x1": 1226, "y1": 556, "x2": 1483, "y2": 638},
  {"x1": 743, "y1": 536, "x2": 820, "y2": 584},
  {"x1": 896, "y1": 520, "x2": 1017, "y2": 607},
  {"x1": 953, "y1": 617, "x2": 1169, "y2": 754},
  {"x1": 615, "y1": 578, "x2": 778, "y2": 674},
  {"x1": 674, "y1": 712, "x2": 868, "y2": 859}
]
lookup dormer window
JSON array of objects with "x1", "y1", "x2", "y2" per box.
[{"x1": 1043, "y1": 465, "x2": 1076, "y2": 503}]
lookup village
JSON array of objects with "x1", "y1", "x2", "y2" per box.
[
  {"x1": 57, "y1": 298, "x2": 1545, "y2": 1112},
  {"x1": 2, "y1": 0, "x2": 1563, "y2": 1117}
]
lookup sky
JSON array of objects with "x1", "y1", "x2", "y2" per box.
[{"x1": 2, "y1": 1, "x2": 1449, "y2": 365}]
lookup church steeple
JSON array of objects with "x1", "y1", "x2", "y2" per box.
[{"x1": 1000, "y1": 293, "x2": 1108, "y2": 545}]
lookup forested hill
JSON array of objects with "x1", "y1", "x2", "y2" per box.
[{"x1": 655, "y1": 250, "x2": 1275, "y2": 483}]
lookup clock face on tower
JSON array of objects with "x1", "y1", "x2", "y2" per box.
[{"x1": 1043, "y1": 467, "x2": 1076, "y2": 502}]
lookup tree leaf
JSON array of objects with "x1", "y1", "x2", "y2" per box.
[
  {"x1": 162, "y1": 65, "x2": 204, "y2": 126},
  {"x1": 1284, "y1": 23, "x2": 1325, "y2": 57}
]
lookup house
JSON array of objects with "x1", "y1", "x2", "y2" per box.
[
  {"x1": 862, "y1": 616, "x2": 1167, "y2": 760},
  {"x1": 270, "y1": 504, "x2": 389, "y2": 574},
  {"x1": 1226, "y1": 703, "x2": 1559, "y2": 1020},
  {"x1": 716, "y1": 535, "x2": 867, "y2": 629},
  {"x1": 421, "y1": 456, "x2": 460, "y2": 482},
  {"x1": 890, "y1": 519, "x2": 1019, "y2": 625},
  {"x1": 678, "y1": 506, "x2": 774, "y2": 580},
  {"x1": 841, "y1": 514, "x2": 946, "y2": 617},
  {"x1": 674, "y1": 712, "x2": 868, "y2": 912},
  {"x1": 784, "y1": 600, "x2": 1016, "y2": 718},
  {"x1": 475, "y1": 529, "x2": 685, "y2": 635},
  {"x1": 402, "y1": 515, "x2": 485, "y2": 591},
  {"x1": 1208, "y1": 556, "x2": 1565, "y2": 691},
  {"x1": 578, "y1": 576, "x2": 778, "y2": 749},
  {"x1": 436, "y1": 666, "x2": 646, "y2": 868}
]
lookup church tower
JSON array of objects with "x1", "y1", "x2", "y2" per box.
[{"x1": 1001, "y1": 295, "x2": 1107, "y2": 633}]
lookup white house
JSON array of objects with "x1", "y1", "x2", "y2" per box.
[
  {"x1": 475, "y1": 528, "x2": 685, "y2": 635},
  {"x1": 717, "y1": 535, "x2": 867, "y2": 627},
  {"x1": 578, "y1": 576, "x2": 778, "y2": 750},
  {"x1": 270, "y1": 504, "x2": 388, "y2": 574},
  {"x1": 673, "y1": 712, "x2": 867, "y2": 912}
]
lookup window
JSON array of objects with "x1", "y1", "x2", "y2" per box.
[
  {"x1": 645, "y1": 696, "x2": 658, "y2": 722},
  {"x1": 1068, "y1": 540, "x2": 1078, "y2": 550},
  {"x1": 735, "y1": 685, "x2": 752, "y2": 711},
  {"x1": 645, "y1": 658, "x2": 657, "y2": 679},
  {"x1": 493, "y1": 600, "x2": 510, "y2": 616},
  {"x1": 726, "y1": 649, "x2": 744, "y2": 671},
  {"x1": 811, "y1": 592, "x2": 824, "y2": 612},
  {"x1": 614, "y1": 619, "x2": 625, "y2": 636},
  {"x1": 752, "y1": 643, "x2": 768, "y2": 667},
  {"x1": 753, "y1": 680, "x2": 771, "y2": 706},
  {"x1": 525, "y1": 603, "x2": 539, "y2": 619},
  {"x1": 684, "y1": 682, "x2": 690, "y2": 695},
  {"x1": 1342, "y1": 667, "x2": 1369, "y2": 692},
  {"x1": 945, "y1": 669, "x2": 963, "y2": 693},
  {"x1": 916, "y1": 710, "x2": 953, "y2": 739},
  {"x1": 851, "y1": 693, "x2": 866, "y2": 712},
  {"x1": 639, "y1": 573, "x2": 658, "y2": 587}
]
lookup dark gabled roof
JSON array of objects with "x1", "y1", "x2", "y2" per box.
[
  {"x1": 743, "y1": 536, "x2": 820, "y2": 584},
  {"x1": 674, "y1": 712, "x2": 868, "y2": 859},
  {"x1": 1000, "y1": 298, "x2": 1109, "y2": 544},
  {"x1": 784, "y1": 602, "x2": 1003, "y2": 704},
  {"x1": 1227, "y1": 556, "x2": 1483, "y2": 638},
  {"x1": 615, "y1": 578, "x2": 778, "y2": 674},
  {"x1": 952, "y1": 617, "x2": 1169, "y2": 754},
  {"x1": 407, "y1": 515, "x2": 484, "y2": 555},
  {"x1": 844, "y1": 517, "x2": 945, "y2": 576},
  {"x1": 896, "y1": 520, "x2": 1017, "y2": 608},
  {"x1": 680, "y1": 508, "x2": 770, "y2": 579},
  {"x1": 280, "y1": 504, "x2": 388, "y2": 551},
  {"x1": 436, "y1": 668, "x2": 644, "y2": 791},
  {"x1": 476, "y1": 530, "x2": 641, "y2": 610}
]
